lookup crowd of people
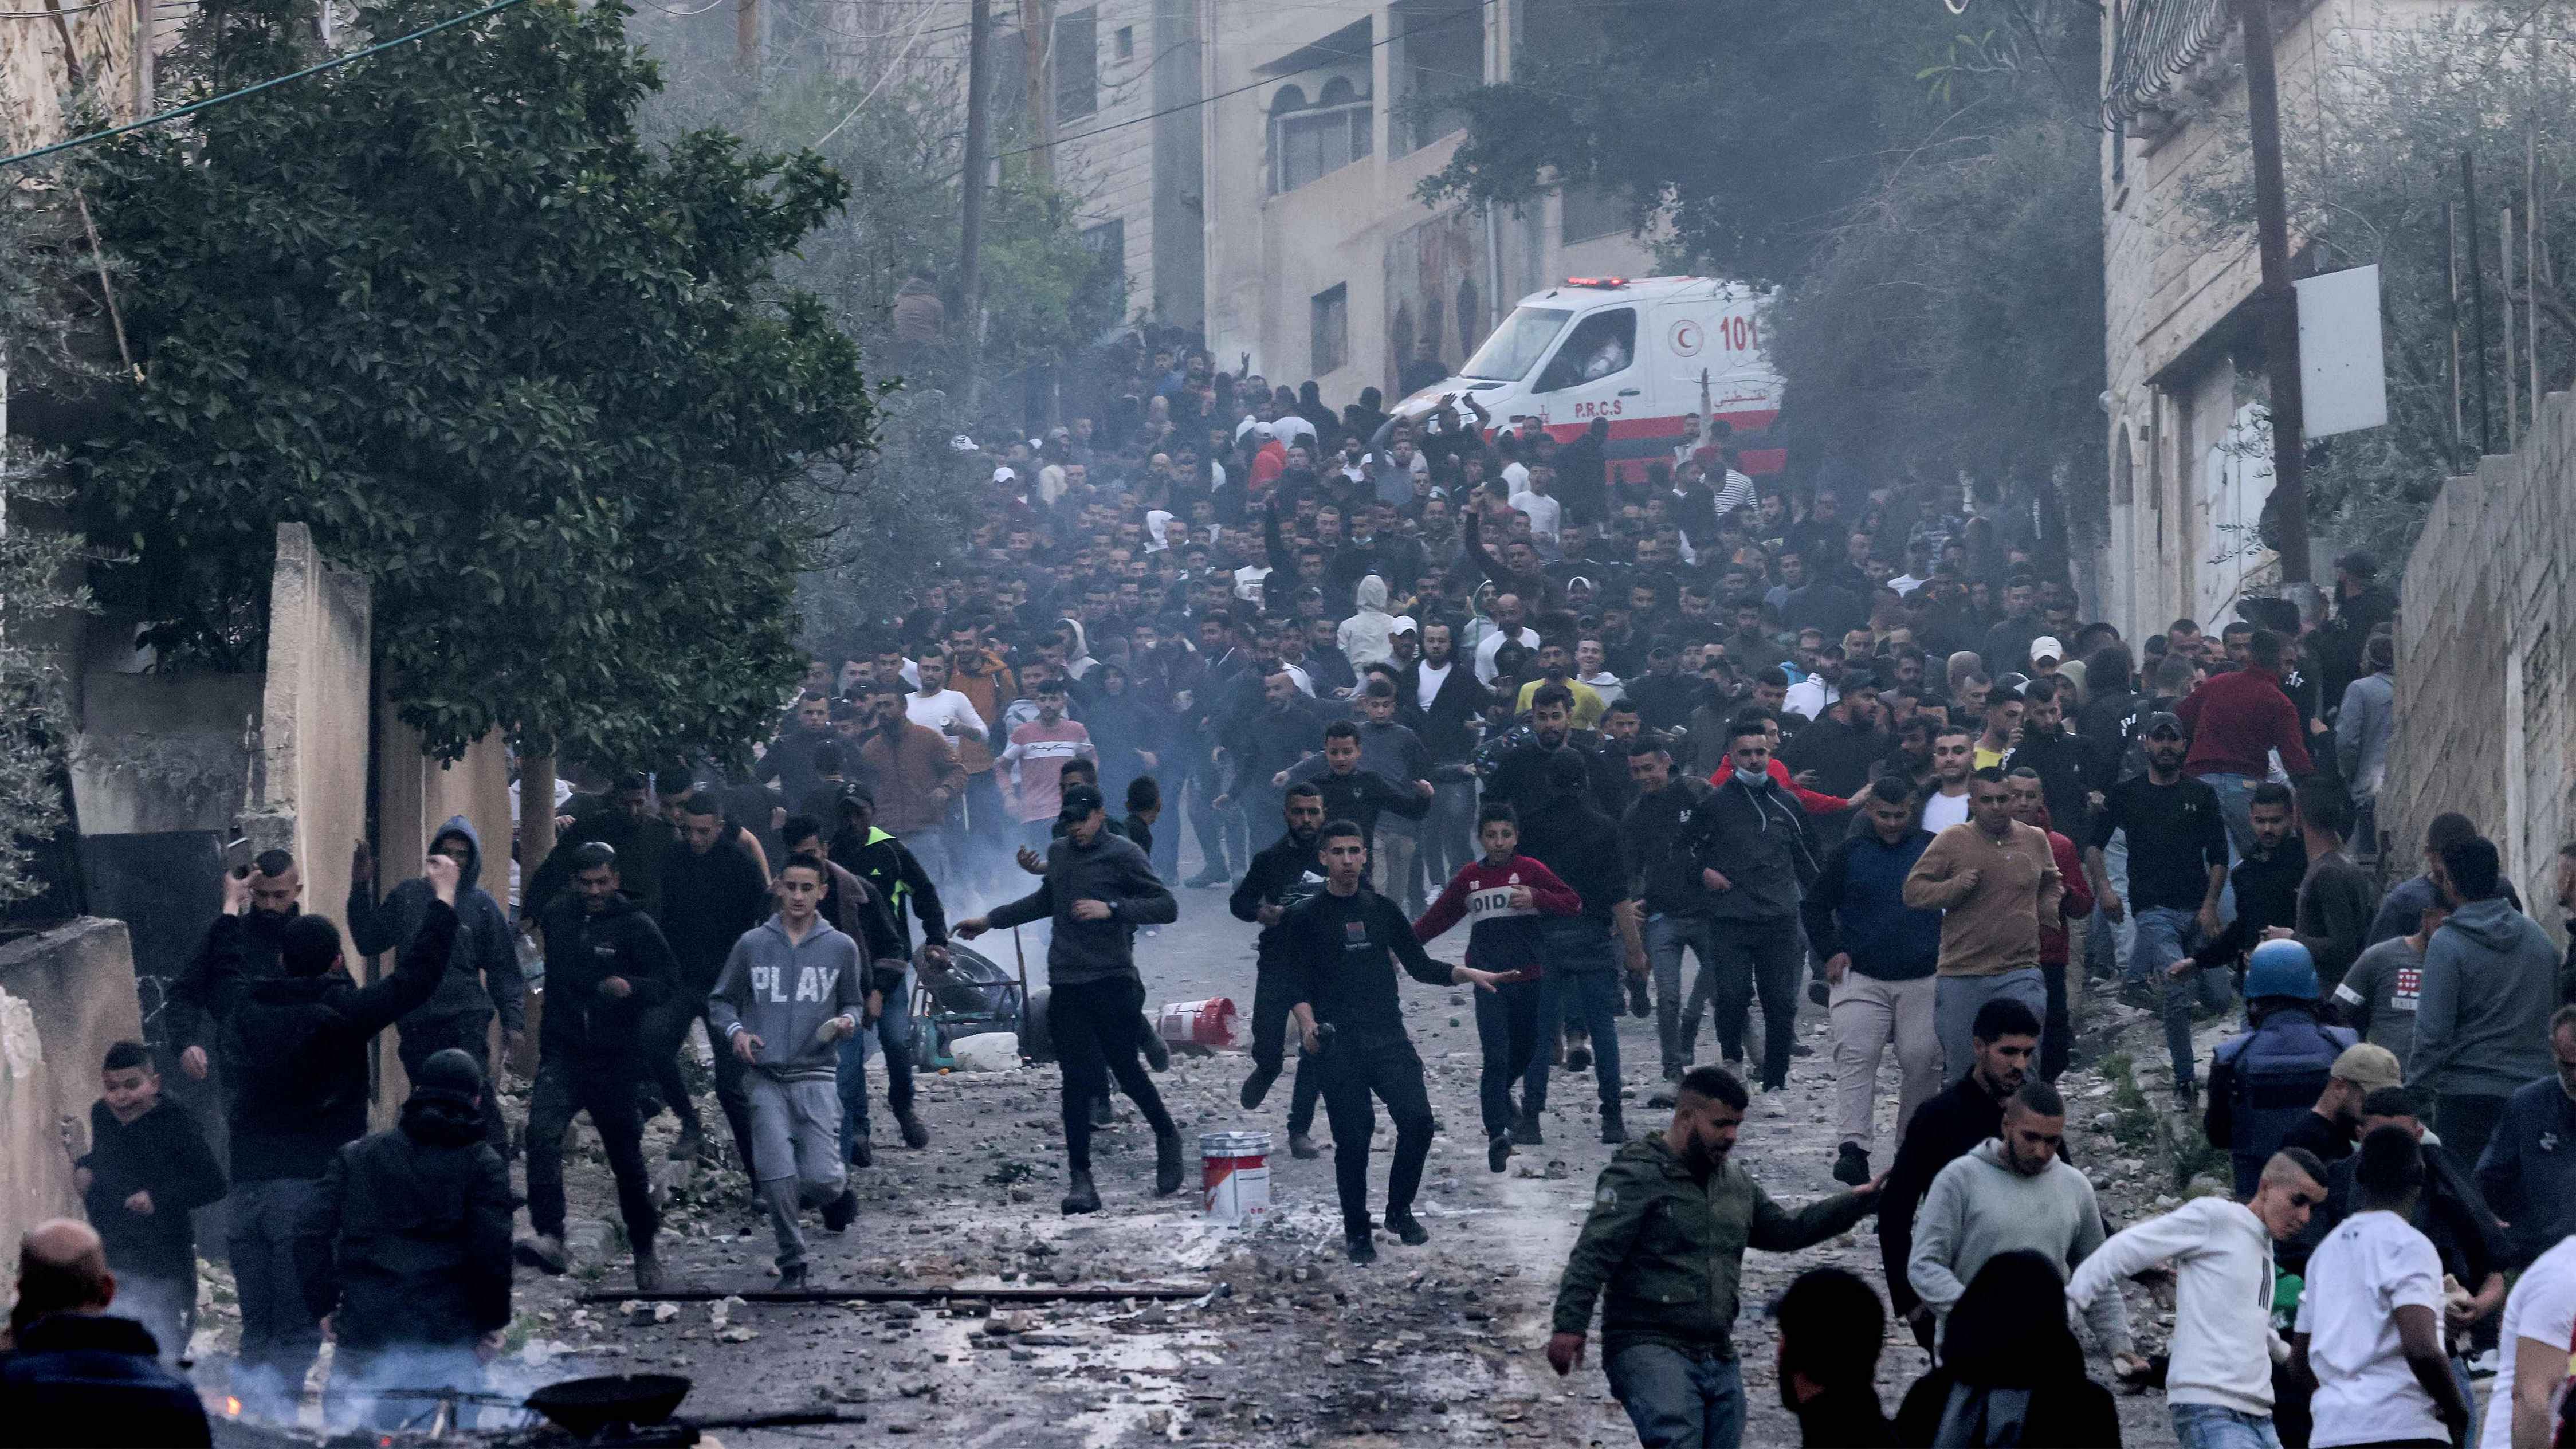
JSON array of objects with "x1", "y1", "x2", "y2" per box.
[{"x1": 6, "y1": 344, "x2": 2576, "y2": 1449}]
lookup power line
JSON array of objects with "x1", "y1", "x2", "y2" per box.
[{"x1": 0, "y1": 0, "x2": 535, "y2": 170}]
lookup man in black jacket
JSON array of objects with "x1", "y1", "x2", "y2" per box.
[
  {"x1": 653, "y1": 792, "x2": 772, "y2": 1172},
  {"x1": 1230, "y1": 786, "x2": 1330, "y2": 1156},
  {"x1": 1, "y1": 1220, "x2": 209, "y2": 1446},
  {"x1": 1281, "y1": 819, "x2": 1504, "y2": 1263},
  {"x1": 348, "y1": 816, "x2": 523, "y2": 1156},
  {"x1": 1876, "y1": 996, "x2": 2040, "y2": 1349},
  {"x1": 1401, "y1": 621, "x2": 1485, "y2": 898},
  {"x1": 164, "y1": 848, "x2": 303, "y2": 1095},
  {"x1": 1517, "y1": 752, "x2": 1635, "y2": 1144},
  {"x1": 1622, "y1": 735, "x2": 1727, "y2": 1083},
  {"x1": 303, "y1": 1049, "x2": 511, "y2": 1430},
  {"x1": 520, "y1": 843, "x2": 678, "y2": 1287},
  {"x1": 2000, "y1": 674, "x2": 2091, "y2": 849},
  {"x1": 1697, "y1": 716, "x2": 1823, "y2": 1091},
  {"x1": 960, "y1": 785, "x2": 1184, "y2": 1215},
  {"x1": 202, "y1": 855, "x2": 457, "y2": 1424}
]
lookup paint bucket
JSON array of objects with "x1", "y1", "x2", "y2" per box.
[
  {"x1": 1199, "y1": 1130, "x2": 1271, "y2": 1223},
  {"x1": 1157, "y1": 997, "x2": 1241, "y2": 1050}
]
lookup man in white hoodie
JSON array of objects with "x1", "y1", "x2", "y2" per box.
[
  {"x1": 1909, "y1": 1078, "x2": 2130, "y2": 1357},
  {"x1": 1336, "y1": 575, "x2": 1400, "y2": 669},
  {"x1": 2068, "y1": 1148, "x2": 2331, "y2": 1449}
]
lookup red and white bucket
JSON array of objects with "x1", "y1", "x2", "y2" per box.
[
  {"x1": 1159, "y1": 997, "x2": 1242, "y2": 1050},
  {"x1": 1199, "y1": 1130, "x2": 1271, "y2": 1223}
]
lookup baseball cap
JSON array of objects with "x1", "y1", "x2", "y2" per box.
[
  {"x1": 2028, "y1": 635, "x2": 2066, "y2": 666},
  {"x1": 993, "y1": 466, "x2": 1018, "y2": 484},
  {"x1": 1057, "y1": 783, "x2": 1106, "y2": 821},
  {"x1": 1390, "y1": 615, "x2": 1419, "y2": 637},
  {"x1": 2142, "y1": 711, "x2": 2186, "y2": 739},
  {"x1": 2335, "y1": 549, "x2": 2379, "y2": 579},
  {"x1": 2330, "y1": 1043, "x2": 2404, "y2": 1091}
]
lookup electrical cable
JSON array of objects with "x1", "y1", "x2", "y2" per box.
[
  {"x1": 0, "y1": 0, "x2": 535, "y2": 170},
  {"x1": 0, "y1": 0, "x2": 117, "y2": 17}
]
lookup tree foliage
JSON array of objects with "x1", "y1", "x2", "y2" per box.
[
  {"x1": 72, "y1": 0, "x2": 878, "y2": 760},
  {"x1": 1424, "y1": 1, "x2": 2107, "y2": 528},
  {"x1": 627, "y1": 3, "x2": 1125, "y2": 658}
]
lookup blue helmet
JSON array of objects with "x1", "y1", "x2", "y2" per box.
[{"x1": 2244, "y1": 938, "x2": 2319, "y2": 1000}]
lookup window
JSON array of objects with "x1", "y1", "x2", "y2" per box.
[
  {"x1": 1312, "y1": 284, "x2": 1349, "y2": 375},
  {"x1": 1055, "y1": 9, "x2": 1098, "y2": 121},
  {"x1": 1081, "y1": 218, "x2": 1125, "y2": 275},
  {"x1": 1462, "y1": 305, "x2": 1572, "y2": 381},
  {"x1": 1267, "y1": 77, "x2": 1371, "y2": 194},
  {"x1": 1392, "y1": 0, "x2": 1483, "y2": 155},
  {"x1": 1533, "y1": 308, "x2": 1635, "y2": 394}
]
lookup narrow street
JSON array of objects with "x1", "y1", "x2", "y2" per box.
[{"x1": 181, "y1": 837, "x2": 2196, "y2": 1447}]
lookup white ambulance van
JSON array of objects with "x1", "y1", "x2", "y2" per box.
[{"x1": 1391, "y1": 275, "x2": 1784, "y2": 481}]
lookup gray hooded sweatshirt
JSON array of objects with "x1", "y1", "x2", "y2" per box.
[
  {"x1": 706, "y1": 913, "x2": 866, "y2": 1082},
  {"x1": 2411, "y1": 895, "x2": 2559, "y2": 1097},
  {"x1": 1909, "y1": 1138, "x2": 2129, "y2": 1356}
]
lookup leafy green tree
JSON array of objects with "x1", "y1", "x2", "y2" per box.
[
  {"x1": 1424, "y1": 2, "x2": 2106, "y2": 531},
  {"x1": 72, "y1": 0, "x2": 877, "y2": 760}
]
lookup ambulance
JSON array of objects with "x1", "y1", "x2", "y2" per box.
[{"x1": 1390, "y1": 275, "x2": 1784, "y2": 481}]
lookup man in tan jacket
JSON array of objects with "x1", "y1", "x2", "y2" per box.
[
  {"x1": 1904, "y1": 767, "x2": 2062, "y2": 1081},
  {"x1": 855, "y1": 678, "x2": 967, "y2": 885}
]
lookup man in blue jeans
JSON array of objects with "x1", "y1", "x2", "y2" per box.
[
  {"x1": 2087, "y1": 713, "x2": 2232, "y2": 1102},
  {"x1": 1514, "y1": 751, "x2": 1635, "y2": 1144},
  {"x1": 1548, "y1": 1065, "x2": 1880, "y2": 1449},
  {"x1": 1620, "y1": 737, "x2": 1727, "y2": 1085}
]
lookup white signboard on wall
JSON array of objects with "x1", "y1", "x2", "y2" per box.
[{"x1": 2295, "y1": 265, "x2": 2390, "y2": 439}]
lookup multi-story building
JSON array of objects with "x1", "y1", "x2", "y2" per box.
[
  {"x1": 2094, "y1": 0, "x2": 2455, "y2": 639},
  {"x1": 1197, "y1": 0, "x2": 1656, "y2": 406}
]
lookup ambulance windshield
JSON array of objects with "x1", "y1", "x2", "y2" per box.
[{"x1": 1462, "y1": 306, "x2": 1573, "y2": 382}]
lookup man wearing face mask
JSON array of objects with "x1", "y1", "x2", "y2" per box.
[{"x1": 1691, "y1": 717, "x2": 1823, "y2": 1094}]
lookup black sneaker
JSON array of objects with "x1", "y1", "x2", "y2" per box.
[
  {"x1": 1487, "y1": 1134, "x2": 1513, "y2": 1173},
  {"x1": 1154, "y1": 1126, "x2": 1185, "y2": 1197},
  {"x1": 1510, "y1": 1111, "x2": 1544, "y2": 1146},
  {"x1": 1090, "y1": 1095, "x2": 1116, "y2": 1129},
  {"x1": 1344, "y1": 1230, "x2": 1377, "y2": 1265},
  {"x1": 847, "y1": 1137, "x2": 875, "y2": 1169},
  {"x1": 1627, "y1": 976, "x2": 1652, "y2": 1018},
  {"x1": 1289, "y1": 1132, "x2": 1321, "y2": 1160},
  {"x1": 1061, "y1": 1171, "x2": 1102, "y2": 1215},
  {"x1": 822, "y1": 1187, "x2": 859, "y2": 1232},
  {"x1": 1383, "y1": 1208, "x2": 1430, "y2": 1246},
  {"x1": 776, "y1": 1262, "x2": 809, "y2": 1293},
  {"x1": 893, "y1": 1106, "x2": 930, "y2": 1150},
  {"x1": 1239, "y1": 1064, "x2": 1280, "y2": 1110},
  {"x1": 1789, "y1": 1042, "x2": 1815, "y2": 1058},
  {"x1": 1832, "y1": 1142, "x2": 1871, "y2": 1187},
  {"x1": 1600, "y1": 1108, "x2": 1629, "y2": 1145}
]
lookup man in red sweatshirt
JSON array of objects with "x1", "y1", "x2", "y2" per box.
[
  {"x1": 2172, "y1": 627, "x2": 2311, "y2": 860},
  {"x1": 1416, "y1": 803, "x2": 1582, "y2": 1173},
  {"x1": 2006, "y1": 768, "x2": 2095, "y2": 1083}
]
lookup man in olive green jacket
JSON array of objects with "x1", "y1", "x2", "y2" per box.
[{"x1": 1548, "y1": 1064, "x2": 1883, "y2": 1449}]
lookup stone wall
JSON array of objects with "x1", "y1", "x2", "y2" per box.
[
  {"x1": 2387, "y1": 386, "x2": 2576, "y2": 917},
  {"x1": 0, "y1": 919, "x2": 142, "y2": 1262}
]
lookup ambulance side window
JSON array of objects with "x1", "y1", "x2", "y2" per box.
[{"x1": 1534, "y1": 308, "x2": 1636, "y2": 394}]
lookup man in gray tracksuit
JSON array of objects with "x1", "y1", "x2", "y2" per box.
[{"x1": 707, "y1": 856, "x2": 867, "y2": 1289}]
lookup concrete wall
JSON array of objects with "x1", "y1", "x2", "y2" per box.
[
  {"x1": 0, "y1": 919, "x2": 142, "y2": 1265},
  {"x1": 247, "y1": 521, "x2": 371, "y2": 1010},
  {"x1": 2386, "y1": 386, "x2": 2576, "y2": 917},
  {"x1": 0, "y1": 0, "x2": 146, "y2": 147},
  {"x1": 2098, "y1": 0, "x2": 2463, "y2": 642},
  {"x1": 68, "y1": 670, "x2": 264, "y2": 837}
]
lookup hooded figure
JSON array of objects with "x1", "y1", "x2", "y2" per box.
[
  {"x1": 348, "y1": 815, "x2": 523, "y2": 1153},
  {"x1": 300, "y1": 1049, "x2": 512, "y2": 1429},
  {"x1": 1059, "y1": 617, "x2": 1099, "y2": 681},
  {"x1": 1336, "y1": 574, "x2": 1399, "y2": 668}
]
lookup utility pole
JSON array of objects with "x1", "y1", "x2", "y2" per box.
[
  {"x1": 2234, "y1": 0, "x2": 2311, "y2": 590},
  {"x1": 736, "y1": 0, "x2": 760, "y2": 68},
  {"x1": 1020, "y1": 0, "x2": 1055, "y2": 184},
  {"x1": 960, "y1": 0, "x2": 994, "y2": 407}
]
